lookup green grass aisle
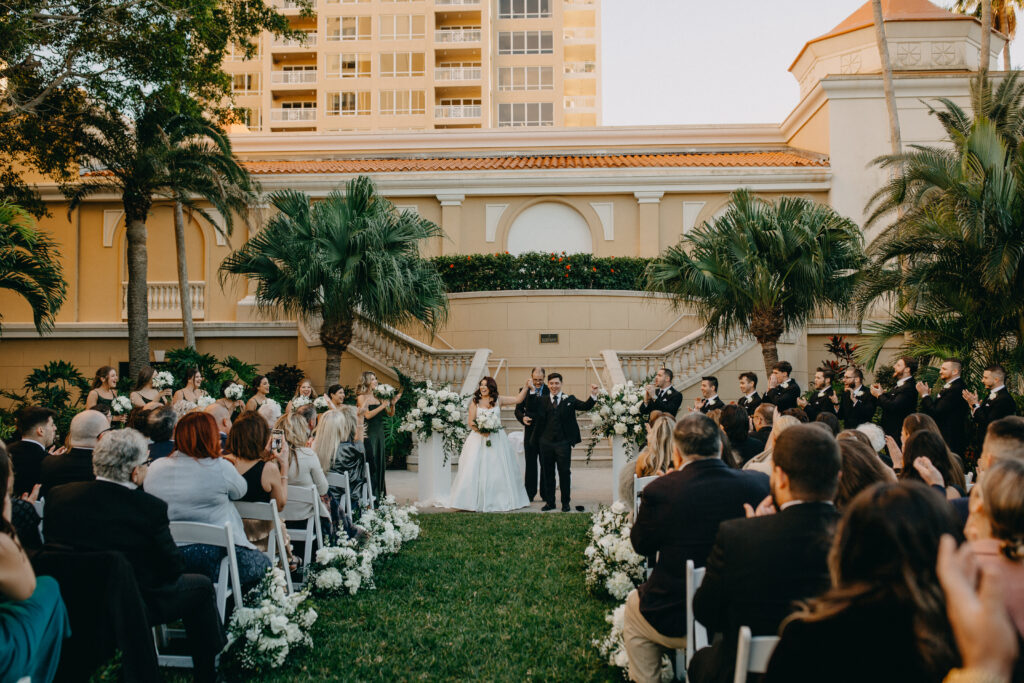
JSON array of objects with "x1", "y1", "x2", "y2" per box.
[{"x1": 269, "y1": 512, "x2": 619, "y2": 682}]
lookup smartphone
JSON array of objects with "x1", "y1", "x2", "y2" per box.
[{"x1": 271, "y1": 429, "x2": 284, "y2": 452}]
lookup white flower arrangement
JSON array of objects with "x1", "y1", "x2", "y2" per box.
[
  {"x1": 592, "y1": 602, "x2": 673, "y2": 681},
  {"x1": 307, "y1": 537, "x2": 376, "y2": 596},
  {"x1": 110, "y1": 395, "x2": 133, "y2": 415},
  {"x1": 222, "y1": 568, "x2": 317, "y2": 671},
  {"x1": 584, "y1": 502, "x2": 646, "y2": 600},
  {"x1": 359, "y1": 495, "x2": 421, "y2": 557},
  {"x1": 197, "y1": 396, "x2": 216, "y2": 409},
  {"x1": 586, "y1": 381, "x2": 648, "y2": 462},
  {"x1": 473, "y1": 409, "x2": 503, "y2": 447},
  {"x1": 373, "y1": 383, "x2": 397, "y2": 402},
  {"x1": 398, "y1": 382, "x2": 469, "y2": 464},
  {"x1": 224, "y1": 383, "x2": 244, "y2": 400},
  {"x1": 152, "y1": 371, "x2": 175, "y2": 390},
  {"x1": 313, "y1": 395, "x2": 331, "y2": 413},
  {"x1": 291, "y1": 395, "x2": 312, "y2": 409}
]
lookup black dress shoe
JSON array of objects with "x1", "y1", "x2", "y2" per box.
[
  {"x1": 541, "y1": 503, "x2": 556, "y2": 511},
  {"x1": 561, "y1": 504, "x2": 571, "y2": 512}
]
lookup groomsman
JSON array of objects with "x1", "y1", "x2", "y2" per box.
[
  {"x1": 964, "y1": 364, "x2": 1018, "y2": 449},
  {"x1": 871, "y1": 356, "x2": 919, "y2": 446},
  {"x1": 798, "y1": 369, "x2": 838, "y2": 422},
  {"x1": 736, "y1": 372, "x2": 761, "y2": 416},
  {"x1": 640, "y1": 367, "x2": 683, "y2": 418},
  {"x1": 515, "y1": 366, "x2": 549, "y2": 501},
  {"x1": 763, "y1": 361, "x2": 800, "y2": 412},
  {"x1": 917, "y1": 358, "x2": 969, "y2": 456},
  {"x1": 692, "y1": 376, "x2": 725, "y2": 414},
  {"x1": 836, "y1": 367, "x2": 874, "y2": 429}
]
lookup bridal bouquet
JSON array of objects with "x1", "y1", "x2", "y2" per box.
[
  {"x1": 224, "y1": 383, "x2": 244, "y2": 401},
  {"x1": 152, "y1": 371, "x2": 175, "y2": 390},
  {"x1": 373, "y1": 383, "x2": 397, "y2": 402},
  {"x1": 110, "y1": 395, "x2": 133, "y2": 415},
  {"x1": 313, "y1": 395, "x2": 331, "y2": 413},
  {"x1": 307, "y1": 538, "x2": 376, "y2": 596},
  {"x1": 399, "y1": 382, "x2": 468, "y2": 463},
  {"x1": 584, "y1": 501, "x2": 646, "y2": 600},
  {"x1": 586, "y1": 382, "x2": 647, "y2": 462},
  {"x1": 474, "y1": 409, "x2": 503, "y2": 447},
  {"x1": 291, "y1": 395, "x2": 312, "y2": 409},
  {"x1": 197, "y1": 395, "x2": 216, "y2": 409}
]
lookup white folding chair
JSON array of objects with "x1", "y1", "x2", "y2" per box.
[
  {"x1": 685, "y1": 560, "x2": 709, "y2": 663},
  {"x1": 363, "y1": 461, "x2": 375, "y2": 509},
  {"x1": 733, "y1": 626, "x2": 780, "y2": 683},
  {"x1": 633, "y1": 474, "x2": 658, "y2": 518},
  {"x1": 281, "y1": 485, "x2": 325, "y2": 571},
  {"x1": 326, "y1": 471, "x2": 353, "y2": 519},
  {"x1": 234, "y1": 499, "x2": 292, "y2": 593},
  {"x1": 965, "y1": 471, "x2": 975, "y2": 493}
]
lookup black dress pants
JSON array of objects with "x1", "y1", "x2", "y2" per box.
[
  {"x1": 539, "y1": 439, "x2": 572, "y2": 506},
  {"x1": 145, "y1": 574, "x2": 225, "y2": 683},
  {"x1": 523, "y1": 429, "x2": 545, "y2": 501}
]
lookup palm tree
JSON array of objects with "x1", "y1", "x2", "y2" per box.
[
  {"x1": 872, "y1": 0, "x2": 902, "y2": 154},
  {"x1": 645, "y1": 190, "x2": 866, "y2": 375},
  {"x1": 0, "y1": 201, "x2": 67, "y2": 334},
  {"x1": 220, "y1": 176, "x2": 449, "y2": 384},
  {"x1": 955, "y1": 0, "x2": 1023, "y2": 69}
]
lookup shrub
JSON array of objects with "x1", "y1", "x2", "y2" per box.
[
  {"x1": 266, "y1": 363, "x2": 305, "y2": 403},
  {"x1": 0, "y1": 361, "x2": 90, "y2": 440},
  {"x1": 430, "y1": 252, "x2": 650, "y2": 292}
]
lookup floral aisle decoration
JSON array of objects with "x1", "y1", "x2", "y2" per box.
[
  {"x1": 586, "y1": 382, "x2": 647, "y2": 462},
  {"x1": 359, "y1": 495, "x2": 421, "y2": 555},
  {"x1": 313, "y1": 395, "x2": 331, "y2": 413},
  {"x1": 307, "y1": 538, "x2": 376, "y2": 596},
  {"x1": 373, "y1": 383, "x2": 397, "y2": 402},
  {"x1": 593, "y1": 602, "x2": 673, "y2": 681},
  {"x1": 398, "y1": 382, "x2": 469, "y2": 463},
  {"x1": 222, "y1": 568, "x2": 317, "y2": 671},
  {"x1": 473, "y1": 409, "x2": 503, "y2": 447},
  {"x1": 584, "y1": 502, "x2": 646, "y2": 601}
]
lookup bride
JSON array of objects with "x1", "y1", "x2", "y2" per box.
[{"x1": 448, "y1": 376, "x2": 532, "y2": 512}]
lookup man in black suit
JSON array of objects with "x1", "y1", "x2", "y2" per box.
[
  {"x1": 917, "y1": 358, "x2": 970, "y2": 455},
  {"x1": 145, "y1": 405, "x2": 178, "y2": 461},
  {"x1": 763, "y1": 361, "x2": 800, "y2": 412},
  {"x1": 964, "y1": 364, "x2": 1018, "y2": 449},
  {"x1": 837, "y1": 367, "x2": 874, "y2": 429},
  {"x1": 9, "y1": 406, "x2": 60, "y2": 497},
  {"x1": 39, "y1": 409, "x2": 108, "y2": 496},
  {"x1": 688, "y1": 424, "x2": 841, "y2": 683},
  {"x1": 515, "y1": 366, "x2": 549, "y2": 501},
  {"x1": 624, "y1": 413, "x2": 769, "y2": 683},
  {"x1": 870, "y1": 356, "x2": 919, "y2": 446},
  {"x1": 798, "y1": 369, "x2": 837, "y2": 422},
  {"x1": 44, "y1": 429, "x2": 224, "y2": 683},
  {"x1": 736, "y1": 372, "x2": 761, "y2": 416},
  {"x1": 749, "y1": 403, "x2": 774, "y2": 444},
  {"x1": 692, "y1": 376, "x2": 725, "y2": 414},
  {"x1": 535, "y1": 372, "x2": 598, "y2": 512},
  {"x1": 640, "y1": 367, "x2": 683, "y2": 418}
]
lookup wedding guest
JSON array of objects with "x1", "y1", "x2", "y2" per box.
[
  {"x1": 855, "y1": 422, "x2": 890, "y2": 466},
  {"x1": 225, "y1": 412, "x2": 289, "y2": 551},
  {"x1": 0, "y1": 442, "x2": 70, "y2": 683},
  {"x1": 624, "y1": 413, "x2": 769, "y2": 683},
  {"x1": 640, "y1": 368, "x2": 682, "y2": 418},
  {"x1": 258, "y1": 400, "x2": 282, "y2": 430},
  {"x1": 814, "y1": 412, "x2": 840, "y2": 435},
  {"x1": 203, "y1": 403, "x2": 232, "y2": 448},
  {"x1": 618, "y1": 415, "x2": 675, "y2": 515},
  {"x1": 834, "y1": 437, "x2": 896, "y2": 509},
  {"x1": 689, "y1": 425, "x2": 841, "y2": 683},
  {"x1": 886, "y1": 413, "x2": 966, "y2": 491},
  {"x1": 965, "y1": 364, "x2": 1018, "y2": 450},
  {"x1": 277, "y1": 410, "x2": 329, "y2": 520},
  {"x1": 737, "y1": 372, "x2": 761, "y2": 416},
  {"x1": 9, "y1": 406, "x2": 59, "y2": 497},
  {"x1": 143, "y1": 412, "x2": 270, "y2": 588},
  {"x1": 692, "y1": 376, "x2": 725, "y2": 414},
  {"x1": 836, "y1": 428, "x2": 874, "y2": 450},
  {"x1": 836, "y1": 367, "x2": 874, "y2": 429},
  {"x1": 285, "y1": 378, "x2": 317, "y2": 414},
  {"x1": 870, "y1": 356, "x2": 919, "y2": 446},
  {"x1": 916, "y1": 358, "x2": 969, "y2": 456},
  {"x1": 719, "y1": 404, "x2": 762, "y2": 466},
  {"x1": 245, "y1": 375, "x2": 271, "y2": 412},
  {"x1": 763, "y1": 361, "x2": 800, "y2": 413},
  {"x1": 781, "y1": 407, "x2": 809, "y2": 423},
  {"x1": 749, "y1": 403, "x2": 775, "y2": 444},
  {"x1": 743, "y1": 414, "x2": 800, "y2": 476},
  {"x1": 313, "y1": 407, "x2": 369, "y2": 517},
  {"x1": 798, "y1": 369, "x2": 838, "y2": 422},
  {"x1": 86, "y1": 366, "x2": 126, "y2": 424},
  {"x1": 356, "y1": 371, "x2": 398, "y2": 501},
  {"x1": 764, "y1": 482, "x2": 960, "y2": 683},
  {"x1": 171, "y1": 368, "x2": 206, "y2": 405},
  {"x1": 43, "y1": 429, "x2": 224, "y2": 683},
  {"x1": 146, "y1": 405, "x2": 177, "y2": 460},
  {"x1": 39, "y1": 410, "x2": 107, "y2": 497},
  {"x1": 898, "y1": 431, "x2": 964, "y2": 499},
  {"x1": 129, "y1": 366, "x2": 170, "y2": 409}
]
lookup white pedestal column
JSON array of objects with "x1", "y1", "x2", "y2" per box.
[
  {"x1": 611, "y1": 435, "x2": 627, "y2": 503},
  {"x1": 416, "y1": 432, "x2": 451, "y2": 507}
]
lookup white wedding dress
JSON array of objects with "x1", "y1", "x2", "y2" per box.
[{"x1": 447, "y1": 405, "x2": 530, "y2": 512}]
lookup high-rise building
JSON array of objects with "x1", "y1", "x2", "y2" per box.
[{"x1": 225, "y1": 0, "x2": 600, "y2": 133}]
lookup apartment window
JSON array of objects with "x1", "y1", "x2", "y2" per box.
[
  {"x1": 281, "y1": 64, "x2": 316, "y2": 72},
  {"x1": 499, "y1": 0, "x2": 551, "y2": 18},
  {"x1": 497, "y1": 31, "x2": 553, "y2": 54},
  {"x1": 438, "y1": 98, "x2": 481, "y2": 106},
  {"x1": 231, "y1": 73, "x2": 260, "y2": 94},
  {"x1": 327, "y1": 53, "x2": 371, "y2": 78},
  {"x1": 327, "y1": 16, "x2": 371, "y2": 40},
  {"x1": 238, "y1": 107, "x2": 261, "y2": 129},
  {"x1": 327, "y1": 91, "x2": 371, "y2": 115},
  {"x1": 498, "y1": 66, "x2": 553, "y2": 91},
  {"x1": 379, "y1": 14, "x2": 425, "y2": 40},
  {"x1": 380, "y1": 52, "x2": 425, "y2": 77},
  {"x1": 380, "y1": 89, "x2": 425, "y2": 115},
  {"x1": 498, "y1": 102, "x2": 553, "y2": 127},
  {"x1": 281, "y1": 101, "x2": 315, "y2": 109}
]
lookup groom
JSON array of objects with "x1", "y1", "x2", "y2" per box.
[{"x1": 534, "y1": 372, "x2": 599, "y2": 512}]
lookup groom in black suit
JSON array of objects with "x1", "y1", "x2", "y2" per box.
[
  {"x1": 515, "y1": 366, "x2": 549, "y2": 501},
  {"x1": 536, "y1": 373, "x2": 598, "y2": 512}
]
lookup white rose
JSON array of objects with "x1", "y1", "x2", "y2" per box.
[
  {"x1": 612, "y1": 402, "x2": 626, "y2": 415},
  {"x1": 410, "y1": 408, "x2": 421, "y2": 418},
  {"x1": 610, "y1": 501, "x2": 626, "y2": 515},
  {"x1": 628, "y1": 404, "x2": 640, "y2": 415},
  {"x1": 600, "y1": 405, "x2": 612, "y2": 417},
  {"x1": 417, "y1": 398, "x2": 428, "y2": 409},
  {"x1": 613, "y1": 422, "x2": 627, "y2": 435},
  {"x1": 634, "y1": 424, "x2": 642, "y2": 433},
  {"x1": 431, "y1": 418, "x2": 443, "y2": 430}
]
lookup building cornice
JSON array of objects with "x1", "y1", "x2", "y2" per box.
[
  {"x1": 2, "y1": 321, "x2": 298, "y2": 339},
  {"x1": 820, "y1": 72, "x2": 979, "y2": 100}
]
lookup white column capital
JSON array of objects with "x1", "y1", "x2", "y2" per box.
[
  {"x1": 437, "y1": 193, "x2": 465, "y2": 207},
  {"x1": 634, "y1": 191, "x2": 665, "y2": 204}
]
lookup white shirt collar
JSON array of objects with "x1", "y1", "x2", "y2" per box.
[
  {"x1": 897, "y1": 376, "x2": 911, "y2": 386},
  {"x1": 817, "y1": 387, "x2": 830, "y2": 397},
  {"x1": 744, "y1": 391, "x2": 757, "y2": 400},
  {"x1": 96, "y1": 476, "x2": 137, "y2": 490},
  {"x1": 779, "y1": 379, "x2": 791, "y2": 388},
  {"x1": 991, "y1": 385, "x2": 1006, "y2": 398},
  {"x1": 851, "y1": 384, "x2": 863, "y2": 395},
  {"x1": 20, "y1": 438, "x2": 45, "y2": 449},
  {"x1": 705, "y1": 395, "x2": 719, "y2": 403},
  {"x1": 780, "y1": 500, "x2": 834, "y2": 510},
  {"x1": 943, "y1": 376, "x2": 961, "y2": 389}
]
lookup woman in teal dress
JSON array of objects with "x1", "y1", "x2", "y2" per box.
[{"x1": 356, "y1": 371, "x2": 400, "y2": 503}]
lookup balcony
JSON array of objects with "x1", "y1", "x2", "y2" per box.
[
  {"x1": 435, "y1": 66, "x2": 482, "y2": 81},
  {"x1": 563, "y1": 95, "x2": 596, "y2": 111},
  {"x1": 435, "y1": 28, "x2": 481, "y2": 43},
  {"x1": 436, "y1": 0, "x2": 480, "y2": 4},
  {"x1": 122, "y1": 282, "x2": 205, "y2": 320},
  {"x1": 270, "y1": 107, "x2": 317, "y2": 121},
  {"x1": 563, "y1": 0, "x2": 596, "y2": 8},
  {"x1": 564, "y1": 61, "x2": 596, "y2": 76},
  {"x1": 271, "y1": 70, "x2": 318, "y2": 85},
  {"x1": 270, "y1": 0, "x2": 308, "y2": 12},
  {"x1": 563, "y1": 27, "x2": 596, "y2": 43},
  {"x1": 435, "y1": 104, "x2": 481, "y2": 118},
  {"x1": 273, "y1": 32, "x2": 317, "y2": 48}
]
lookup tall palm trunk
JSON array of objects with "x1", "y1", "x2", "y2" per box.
[
  {"x1": 872, "y1": 0, "x2": 903, "y2": 155},
  {"x1": 981, "y1": 0, "x2": 993, "y2": 75},
  {"x1": 174, "y1": 201, "x2": 197, "y2": 349},
  {"x1": 320, "y1": 316, "x2": 354, "y2": 385},
  {"x1": 124, "y1": 214, "x2": 150, "y2": 377},
  {"x1": 758, "y1": 338, "x2": 780, "y2": 378}
]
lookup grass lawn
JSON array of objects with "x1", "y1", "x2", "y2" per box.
[{"x1": 221, "y1": 512, "x2": 620, "y2": 682}]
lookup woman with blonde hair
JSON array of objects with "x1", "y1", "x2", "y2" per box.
[
  {"x1": 355, "y1": 371, "x2": 401, "y2": 501},
  {"x1": 618, "y1": 415, "x2": 676, "y2": 515},
  {"x1": 275, "y1": 411, "x2": 328, "y2": 521},
  {"x1": 285, "y1": 378, "x2": 317, "y2": 414},
  {"x1": 743, "y1": 414, "x2": 800, "y2": 476},
  {"x1": 313, "y1": 407, "x2": 369, "y2": 516}
]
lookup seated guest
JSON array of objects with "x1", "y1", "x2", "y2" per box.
[
  {"x1": 277, "y1": 410, "x2": 329, "y2": 520},
  {"x1": 835, "y1": 438, "x2": 896, "y2": 509},
  {"x1": 719, "y1": 404, "x2": 762, "y2": 467},
  {"x1": 781, "y1": 407, "x2": 809, "y2": 423},
  {"x1": 146, "y1": 405, "x2": 177, "y2": 460},
  {"x1": 226, "y1": 412, "x2": 289, "y2": 547},
  {"x1": 39, "y1": 410, "x2": 108, "y2": 496},
  {"x1": 313, "y1": 407, "x2": 369, "y2": 516},
  {"x1": 617, "y1": 415, "x2": 676, "y2": 515},
  {"x1": 126, "y1": 406, "x2": 153, "y2": 434},
  {"x1": 203, "y1": 402, "x2": 232, "y2": 448},
  {"x1": 624, "y1": 413, "x2": 769, "y2": 683},
  {"x1": 689, "y1": 425, "x2": 841, "y2": 683},
  {"x1": 9, "y1": 406, "x2": 58, "y2": 497},
  {"x1": 854, "y1": 422, "x2": 892, "y2": 467},
  {"x1": 898, "y1": 431, "x2": 964, "y2": 499},
  {"x1": 258, "y1": 399, "x2": 282, "y2": 430},
  {"x1": 886, "y1": 413, "x2": 966, "y2": 491},
  {"x1": 814, "y1": 412, "x2": 840, "y2": 436},
  {"x1": 836, "y1": 428, "x2": 874, "y2": 450},
  {"x1": 749, "y1": 403, "x2": 774, "y2": 444},
  {"x1": 743, "y1": 414, "x2": 800, "y2": 476},
  {"x1": 144, "y1": 412, "x2": 270, "y2": 588},
  {"x1": 765, "y1": 482, "x2": 961, "y2": 683},
  {"x1": 44, "y1": 430, "x2": 224, "y2": 683},
  {"x1": 0, "y1": 443, "x2": 70, "y2": 683}
]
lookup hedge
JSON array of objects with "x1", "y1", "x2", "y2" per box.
[{"x1": 429, "y1": 252, "x2": 652, "y2": 293}]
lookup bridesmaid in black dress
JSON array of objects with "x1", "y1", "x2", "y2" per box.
[
  {"x1": 356, "y1": 371, "x2": 400, "y2": 502},
  {"x1": 86, "y1": 365, "x2": 125, "y2": 424}
]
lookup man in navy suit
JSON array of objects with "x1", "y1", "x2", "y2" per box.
[
  {"x1": 534, "y1": 373, "x2": 598, "y2": 512},
  {"x1": 640, "y1": 368, "x2": 683, "y2": 418}
]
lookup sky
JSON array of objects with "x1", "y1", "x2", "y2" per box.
[{"x1": 600, "y1": 0, "x2": 1024, "y2": 126}]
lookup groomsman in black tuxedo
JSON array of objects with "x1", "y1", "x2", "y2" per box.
[
  {"x1": 515, "y1": 366, "x2": 549, "y2": 501},
  {"x1": 797, "y1": 369, "x2": 838, "y2": 422},
  {"x1": 640, "y1": 367, "x2": 682, "y2": 418},
  {"x1": 837, "y1": 367, "x2": 874, "y2": 429},
  {"x1": 692, "y1": 376, "x2": 726, "y2": 414},
  {"x1": 536, "y1": 373, "x2": 598, "y2": 512},
  {"x1": 8, "y1": 406, "x2": 61, "y2": 497},
  {"x1": 870, "y1": 356, "x2": 919, "y2": 446},
  {"x1": 763, "y1": 361, "x2": 800, "y2": 412},
  {"x1": 964, "y1": 364, "x2": 1018, "y2": 449},
  {"x1": 917, "y1": 358, "x2": 970, "y2": 456},
  {"x1": 736, "y1": 372, "x2": 761, "y2": 416}
]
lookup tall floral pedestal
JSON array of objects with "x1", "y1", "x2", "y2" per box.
[
  {"x1": 611, "y1": 435, "x2": 627, "y2": 503},
  {"x1": 416, "y1": 432, "x2": 450, "y2": 507}
]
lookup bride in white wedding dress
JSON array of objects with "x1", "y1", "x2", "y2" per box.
[{"x1": 448, "y1": 376, "x2": 533, "y2": 512}]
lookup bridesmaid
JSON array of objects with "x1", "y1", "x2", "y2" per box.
[
  {"x1": 326, "y1": 384, "x2": 346, "y2": 411},
  {"x1": 356, "y1": 372, "x2": 401, "y2": 501},
  {"x1": 172, "y1": 368, "x2": 206, "y2": 405},
  {"x1": 285, "y1": 379, "x2": 317, "y2": 414},
  {"x1": 245, "y1": 375, "x2": 271, "y2": 412},
  {"x1": 130, "y1": 366, "x2": 171, "y2": 408},
  {"x1": 86, "y1": 366, "x2": 125, "y2": 424}
]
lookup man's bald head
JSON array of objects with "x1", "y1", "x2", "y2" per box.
[
  {"x1": 69, "y1": 410, "x2": 109, "y2": 448},
  {"x1": 204, "y1": 403, "x2": 232, "y2": 433}
]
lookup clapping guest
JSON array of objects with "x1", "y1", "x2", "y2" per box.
[
  {"x1": 719, "y1": 404, "x2": 762, "y2": 466},
  {"x1": 916, "y1": 358, "x2": 969, "y2": 456},
  {"x1": 797, "y1": 369, "x2": 838, "y2": 422},
  {"x1": 640, "y1": 368, "x2": 682, "y2": 418},
  {"x1": 225, "y1": 412, "x2": 289, "y2": 551},
  {"x1": 9, "y1": 406, "x2": 60, "y2": 497},
  {"x1": 749, "y1": 404, "x2": 775, "y2": 444},
  {"x1": 86, "y1": 366, "x2": 126, "y2": 424},
  {"x1": 129, "y1": 366, "x2": 171, "y2": 408},
  {"x1": 245, "y1": 375, "x2": 271, "y2": 412},
  {"x1": 171, "y1": 368, "x2": 206, "y2": 406},
  {"x1": 836, "y1": 367, "x2": 875, "y2": 430},
  {"x1": 764, "y1": 482, "x2": 960, "y2": 683},
  {"x1": 763, "y1": 361, "x2": 800, "y2": 412},
  {"x1": 870, "y1": 356, "x2": 919, "y2": 447},
  {"x1": 834, "y1": 438, "x2": 895, "y2": 509},
  {"x1": 618, "y1": 415, "x2": 675, "y2": 515},
  {"x1": 742, "y1": 414, "x2": 800, "y2": 476},
  {"x1": 39, "y1": 410, "x2": 108, "y2": 497},
  {"x1": 964, "y1": 364, "x2": 1018, "y2": 450}
]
